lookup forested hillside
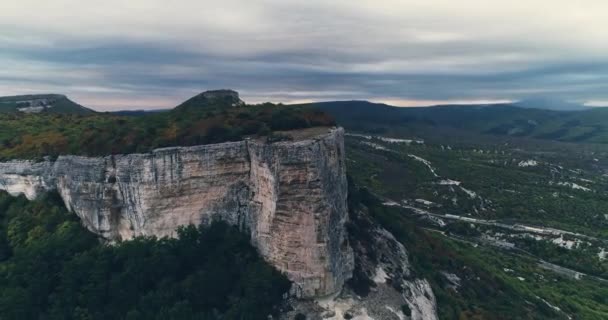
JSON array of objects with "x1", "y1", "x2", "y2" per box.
[
  {"x1": 349, "y1": 185, "x2": 608, "y2": 319},
  {"x1": 343, "y1": 126, "x2": 608, "y2": 319},
  {"x1": 308, "y1": 101, "x2": 608, "y2": 144},
  {"x1": 0, "y1": 191, "x2": 290, "y2": 320},
  {"x1": 0, "y1": 92, "x2": 334, "y2": 160}
]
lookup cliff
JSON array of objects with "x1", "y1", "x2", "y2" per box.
[
  {"x1": 0, "y1": 127, "x2": 353, "y2": 298},
  {"x1": 282, "y1": 203, "x2": 438, "y2": 320}
]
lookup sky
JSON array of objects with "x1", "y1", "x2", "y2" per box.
[{"x1": 1, "y1": 0, "x2": 608, "y2": 111}]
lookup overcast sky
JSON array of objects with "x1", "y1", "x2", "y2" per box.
[{"x1": 2, "y1": 0, "x2": 608, "y2": 110}]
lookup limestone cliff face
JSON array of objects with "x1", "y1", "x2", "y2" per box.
[
  {"x1": 282, "y1": 206, "x2": 438, "y2": 320},
  {"x1": 0, "y1": 127, "x2": 353, "y2": 298}
]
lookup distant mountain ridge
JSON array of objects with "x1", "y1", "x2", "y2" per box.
[
  {"x1": 303, "y1": 100, "x2": 608, "y2": 144},
  {"x1": 0, "y1": 94, "x2": 94, "y2": 115},
  {"x1": 513, "y1": 97, "x2": 588, "y2": 111},
  {"x1": 4, "y1": 90, "x2": 607, "y2": 143}
]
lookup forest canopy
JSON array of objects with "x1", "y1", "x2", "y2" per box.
[
  {"x1": 0, "y1": 98, "x2": 334, "y2": 160},
  {"x1": 0, "y1": 191, "x2": 290, "y2": 320}
]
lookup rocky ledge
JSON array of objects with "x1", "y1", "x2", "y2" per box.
[{"x1": 0, "y1": 127, "x2": 353, "y2": 298}]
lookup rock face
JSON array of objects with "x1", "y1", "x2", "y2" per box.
[
  {"x1": 201, "y1": 89, "x2": 245, "y2": 106},
  {"x1": 176, "y1": 89, "x2": 245, "y2": 109},
  {"x1": 282, "y1": 207, "x2": 438, "y2": 320},
  {"x1": 0, "y1": 127, "x2": 353, "y2": 298}
]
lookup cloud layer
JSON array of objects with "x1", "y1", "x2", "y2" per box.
[{"x1": 1, "y1": 0, "x2": 608, "y2": 110}]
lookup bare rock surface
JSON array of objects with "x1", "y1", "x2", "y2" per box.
[
  {"x1": 0, "y1": 127, "x2": 353, "y2": 298},
  {"x1": 281, "y1": 207, "x2": 438, "y2": 320}
]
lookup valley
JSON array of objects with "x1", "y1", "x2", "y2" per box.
[{"x1": 342, "y1": 127, "x2": 608, "y2": 319}]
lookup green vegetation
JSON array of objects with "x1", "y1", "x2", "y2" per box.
[
  {"x1": 0, "y1": 98, "x2": 334, "y2": 160},
  {"x1": 349, "y1": 185, "x2": 608, "y2": 319},
  {"x1": 512, "y1": 235, "x2": 608, "y2": 279},
  {"x1": 343, "y1": 123, "x2": 608, "y2": 319},
  {"x1": 0, "y1": 191, "x2": 290, "y2": 320},
  {"x1": 345, "y1": 134, "x2": 608, "y2": 237},
  {"x1": 310, "y1": 100, "x2": 608, "y2": 144},
  {"x1": 5, "y1": 96, "x2": 608, "y2": 319}
]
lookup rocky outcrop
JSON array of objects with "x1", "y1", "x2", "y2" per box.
[
  {"x1": 201, "y1": 89, "x2": 245, "y2": 106},
  {"x1": 281, "y1": 207, "x2": 438, "y2": 320},
  {"x1": 0, "y1": 127, "x2": 353, "y2": 298},
  {"x1": 176, "y1": 89, "x2": 245, "y2": 109}
]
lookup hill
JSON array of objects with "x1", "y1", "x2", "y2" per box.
[
  {"x1": 513, "y1": 97, "x2": 588, "y2": 111},
  {"x1": 0, "y1": 94, "x2": 95, "y2": 115},
  {"x1": 174, "y1": 89, "x2": 245, "y2": 111},
  {"x1": 0, "y1": 90, "x2": 334, "y2": 160},
  {"x1": 0, "y1": 191, "x2": 290, "y2": 319},
  {"x1": 305, "y1": 100, "x2": 608, "y2": 144}
]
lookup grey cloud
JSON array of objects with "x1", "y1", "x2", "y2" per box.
[{"x1": 1, "y1": 1, "x2": 608, "y2": 109}]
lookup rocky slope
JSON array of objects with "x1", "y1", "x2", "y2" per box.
[
  {"x1": 0, "y1": 127, "x2": 353, "y2": 298},
  {"x1": 282, "y1": 206, "x2": 438, "y2": 320},
  {"x1": 0, "y1": 94, "x2": 94, "y2": 114}
]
